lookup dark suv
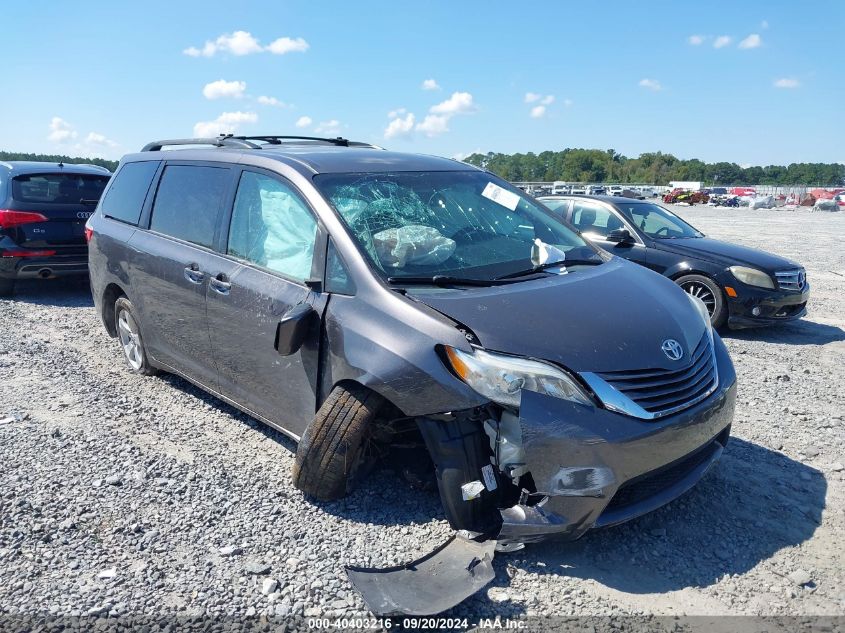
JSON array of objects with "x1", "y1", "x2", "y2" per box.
[
  {"x1": 539, "y1": 194, "x2": 810, "y2": 329},
  {"x1": 0, "y1": 161, "x2": 111, "y2": 296},
  {"x1": 87, "y1": 136, "x2": 736, "y2": 615}
]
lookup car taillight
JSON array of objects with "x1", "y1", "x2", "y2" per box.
[
  {"x1": 84, "y1": 225, "x2": 94, "y2": 243},
  {"x1": 0, "y1": 209, "x2": 49, "y2": 229},
  {"x1": 1, "y1": 249, "x2": 57, "y2": 258}
]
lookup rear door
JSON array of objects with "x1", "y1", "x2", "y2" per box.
[
  {"x1": 569, "y1": 199, "x2": 647, "y2": 265},
  {"x1": 5, "y1": 172, "x2": 110, "y2": 255},
  {"x1": 205, "y1": 168, "x2": 325, "y2": 437},
  {"x1": 127, "y1": 162, "x2": 235, "y2": 387}
]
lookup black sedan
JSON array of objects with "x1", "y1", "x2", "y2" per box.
[{"x1": 538, "y1": 195, "x2": 809, "y2": 329}]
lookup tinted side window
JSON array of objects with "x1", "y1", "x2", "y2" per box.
[
  {"x1": 571, "y1": 202, "x2": 623, "y2": 238},
  {"x1": 100, "y1": 161, "x2": 159, "y2": 225},
  {"x1": 227, "y1": 171, "x2": 317, "y2": 282},
  {"x1": 150, "y1": 165, "x2": 229, "y2": 248}
]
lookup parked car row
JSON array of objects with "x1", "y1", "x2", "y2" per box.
[{"x1": 0, "y1": 138, "x2": 809, "y2": 615}]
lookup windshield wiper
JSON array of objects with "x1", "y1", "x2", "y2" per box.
[
  {"x1": 495, "y1": 258, "x2": 602, "y2": 280},
  {"x1": 80, "y1": 199, "x2": 100, "y2": 205},
  {"x1": 387, "y1": 275, "x2": 498, "y2": 287}
]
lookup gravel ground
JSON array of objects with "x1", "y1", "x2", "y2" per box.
[{"x1": 0, "y1": 205, "x2": 843, "y2": 622}]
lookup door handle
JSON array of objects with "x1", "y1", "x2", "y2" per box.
[
  {"x1": 210, "y1": 273, "x2": 231, "y2": 295},
  {"x1": 184, "y1": 264, "x2": 205, "y2": 284}
]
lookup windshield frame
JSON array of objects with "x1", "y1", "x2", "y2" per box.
[
  {"x1": 614, "y1": 201, "x2": 704, "y2": 240},
  {"x1": 313, "y1": 169, "x2": 604, "y2": 285}
]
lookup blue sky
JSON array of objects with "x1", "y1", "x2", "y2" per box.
[{"x1": 2, "y1": 1, "x2": 842, "y2": 166}]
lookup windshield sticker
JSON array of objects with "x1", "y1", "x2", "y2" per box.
[{"x1": 481, "y1": 182, "x2": 520, "y2": 211}]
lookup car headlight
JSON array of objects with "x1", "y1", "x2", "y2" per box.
[
  {"x1": 729, "y1": 266, "x2": 775, "y2": 289},
  {"x1": 686, "y1": 290, "x2": 712, "y2": 331},
  {"x1": 444, "y1": 346, "x2": 592, "y2": 409}
]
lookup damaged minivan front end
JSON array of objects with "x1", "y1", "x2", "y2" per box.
[{"x1": 303, "y1": 167, "x2": 738, "y2": 615}]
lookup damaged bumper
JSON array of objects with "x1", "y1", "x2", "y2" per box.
[{"x1": 348, "y1": 336, "x2": 736, "y2": 615}]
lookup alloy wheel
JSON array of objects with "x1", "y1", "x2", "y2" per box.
[
  {"x1": 680, "y1": 281, "x2": 717, "y2": 316},
  {"x1": 117, "y1": 309, "x2": 144, "y2": 371}
]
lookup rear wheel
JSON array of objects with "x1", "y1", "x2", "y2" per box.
[
  {"x1": 0, "y1": 278, "x2": 14, "y2": 297},
  {"x1": 292, "y1": 384, "x2": 384, "y2": 501},
  {"x1": 675, "y1": 274, "x2": 727, "y2": 328},
  {"x1": 114, "y1": 297, "x2": 158, "y2": 375}
]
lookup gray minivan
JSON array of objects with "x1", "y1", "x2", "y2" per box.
[{"x1": 87, "y1": 135, "x2": 736, "y2": 615}]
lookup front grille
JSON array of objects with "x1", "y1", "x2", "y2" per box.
[
  {"x1": 603, "y1": 440, "x2": 719, "y2": 513},
  {"x1": 596, "y1": 334, "x2": 717, "y2": 418},
  {"x1": 775, "y1": 269, "x2": 807, "y2": 291}
]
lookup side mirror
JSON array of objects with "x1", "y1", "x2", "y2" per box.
[
  {"x1": 606, "y1": 228, "x2": 634, "y2": 244},
  {"x1": 275, "y1": 303, "x2": 316, "y2": 356}
]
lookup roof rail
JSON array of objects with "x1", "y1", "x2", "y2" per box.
[
  {"x1": 141, "y1": 134, "x2": 381, "y2": 152},
  {"x1": 141, "y1": 137, "x2": 262, "y2": 152},
  {"x1": 229, "y1": 135, "x2": 379, "y2": 148}
]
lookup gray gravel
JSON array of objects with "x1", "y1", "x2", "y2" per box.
[{"x1": 0, "y1": 205, "x2": 843, "y2": 619}]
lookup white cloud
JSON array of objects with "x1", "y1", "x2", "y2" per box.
[
  {"x1": 314, "y1": 119, "x2": 341, "y2": 135},
  {"x1": 184, "y1": 31, "x2": 308, "y2": 57},
  {"x1": 84, "y1": 132, "x2": 118, "y2": 148},
  {"x1": 688, "y1": 34, "x2": 705, "y2": 45},
  {"x1": 257, "y1": 96, "x2": 285, "y2": 107},
  {"x1": 47, "y1": 117, "x2": 78, "y2": 143},
  {"x1": 387, "y1": 108, "x2": 407, "y2": 119},
  {"x1": 530, "y1": 105, "x2": 547, "y2": 119},
  {"x1": 416, "y1": 114, "x2": 450, "y2": 137},
  {"x1": 295, "y1": 116, "x2": 312, "y2": 128},
  {"x1": 266, "y1": 37, "x2": 309, "y2": 54},
  {"x1": 563, "y1": 98, "x2": 574, "y2": 107},
  {"x1": 713, "y1": 35, "x2": 732, "y2": 48},
  {"x1": 761, "y1": 20, "x2": 769, "y2": 30},
  {"x1": 193, "y1": 111, "x2": 258, "y2": 137},
  {"x1": 524, "y1": 92, "x2": 542, "y2": 103},
  {"x1": 738, "y1": 33, "x2": 762, "y2": 49},
  {"x1": 773, "y1": 78, "x2": 800, "y2": 89},
  {"x1": 540, "y1": 95, "x2": 555, "y2": 105},
  {"x1": 638, "y1": 78, "x2": 662, "y2": 91},
  {"x1": 184, "y1": 31, "x2": 263, "y2": 57},
  {"x1": 202, "y1": 79, "x2": 246, "y2": 100},
  {"x1": 384, "y1": 112, "x2": 416, "y2": 139},
  {"x1": 430, "y1": 91, "x2": 476, "y2": 115},
  {"x1": 421, "y1": 79, "x2": 440, "y2": 91}
]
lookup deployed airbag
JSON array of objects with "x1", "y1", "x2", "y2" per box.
[{"x1": 372, "y1": 224, "x2": 456, "y2": 268}]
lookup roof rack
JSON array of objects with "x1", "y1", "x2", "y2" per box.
[{"x1": 141, "y1": 134, "x2": 380, "y2": 152}]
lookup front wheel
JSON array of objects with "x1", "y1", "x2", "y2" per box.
[
  {"x1": 292, "y1": 384, "x2": 384, "y2": 501},
  {"x1": 114, "y1": 297, "x2": 158, "y2": 375},
  {"x1": 675, "y1": 274, "x2": 727, "y2": 328}
]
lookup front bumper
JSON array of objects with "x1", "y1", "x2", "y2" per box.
[
  {"x1": 497, "y1": 335, "x2": 737, "y2": 544},
  {"x1": 725, "y1": 282, "x2": 810, "y2": 329}
]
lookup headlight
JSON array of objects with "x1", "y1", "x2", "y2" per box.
[
  {"x1": 685, "y1": 290, "x2": 712, "y2": 331},
  {"x1": 444, "y1": 346, "x2": 592, "y2": 409},
  {"x1": 729, "y1": 266, "x2": 775, "y2": 289}
]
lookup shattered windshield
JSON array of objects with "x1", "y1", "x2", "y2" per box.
[{"x1": 314, "y1": 171, "x2": 601, "y2": 282}]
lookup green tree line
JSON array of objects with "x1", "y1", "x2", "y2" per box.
[
  {"x1": 463, "y1": 149, "x2": 845, "y2": 186},
  {"x1": 0, "y1": 150, "x2": 118, "y2": 172}
]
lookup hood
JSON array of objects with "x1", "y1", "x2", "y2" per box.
[
  {"x1": 656, "y1": 237, "x2": 800, "y2": 271},
  {"x1": 412, "y1": 258, "x2": 707, "y2": 373}
]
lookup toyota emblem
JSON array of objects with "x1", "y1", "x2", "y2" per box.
[{"x1": 661, "y1": 339, "x2": 684, "y2": 361}]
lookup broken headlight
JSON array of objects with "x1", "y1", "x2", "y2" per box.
[{"x1": 444, "y1": 346, "x2": 592, "y2": 409}]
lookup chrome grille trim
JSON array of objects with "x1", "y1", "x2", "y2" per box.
[
  {"x1": 774, "y1": 269, "x2": 806, "y2": 291},
  {"x1": 581, "y1": 333, "x2": 719, "y2": 420}
]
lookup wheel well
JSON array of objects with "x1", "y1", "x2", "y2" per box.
[
  {"x1": 101, "y1": 283, "x2": 127, "y2": 337},
  {"x1": 670, "y1": 270, "x2": 726, "y2": 294}
]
